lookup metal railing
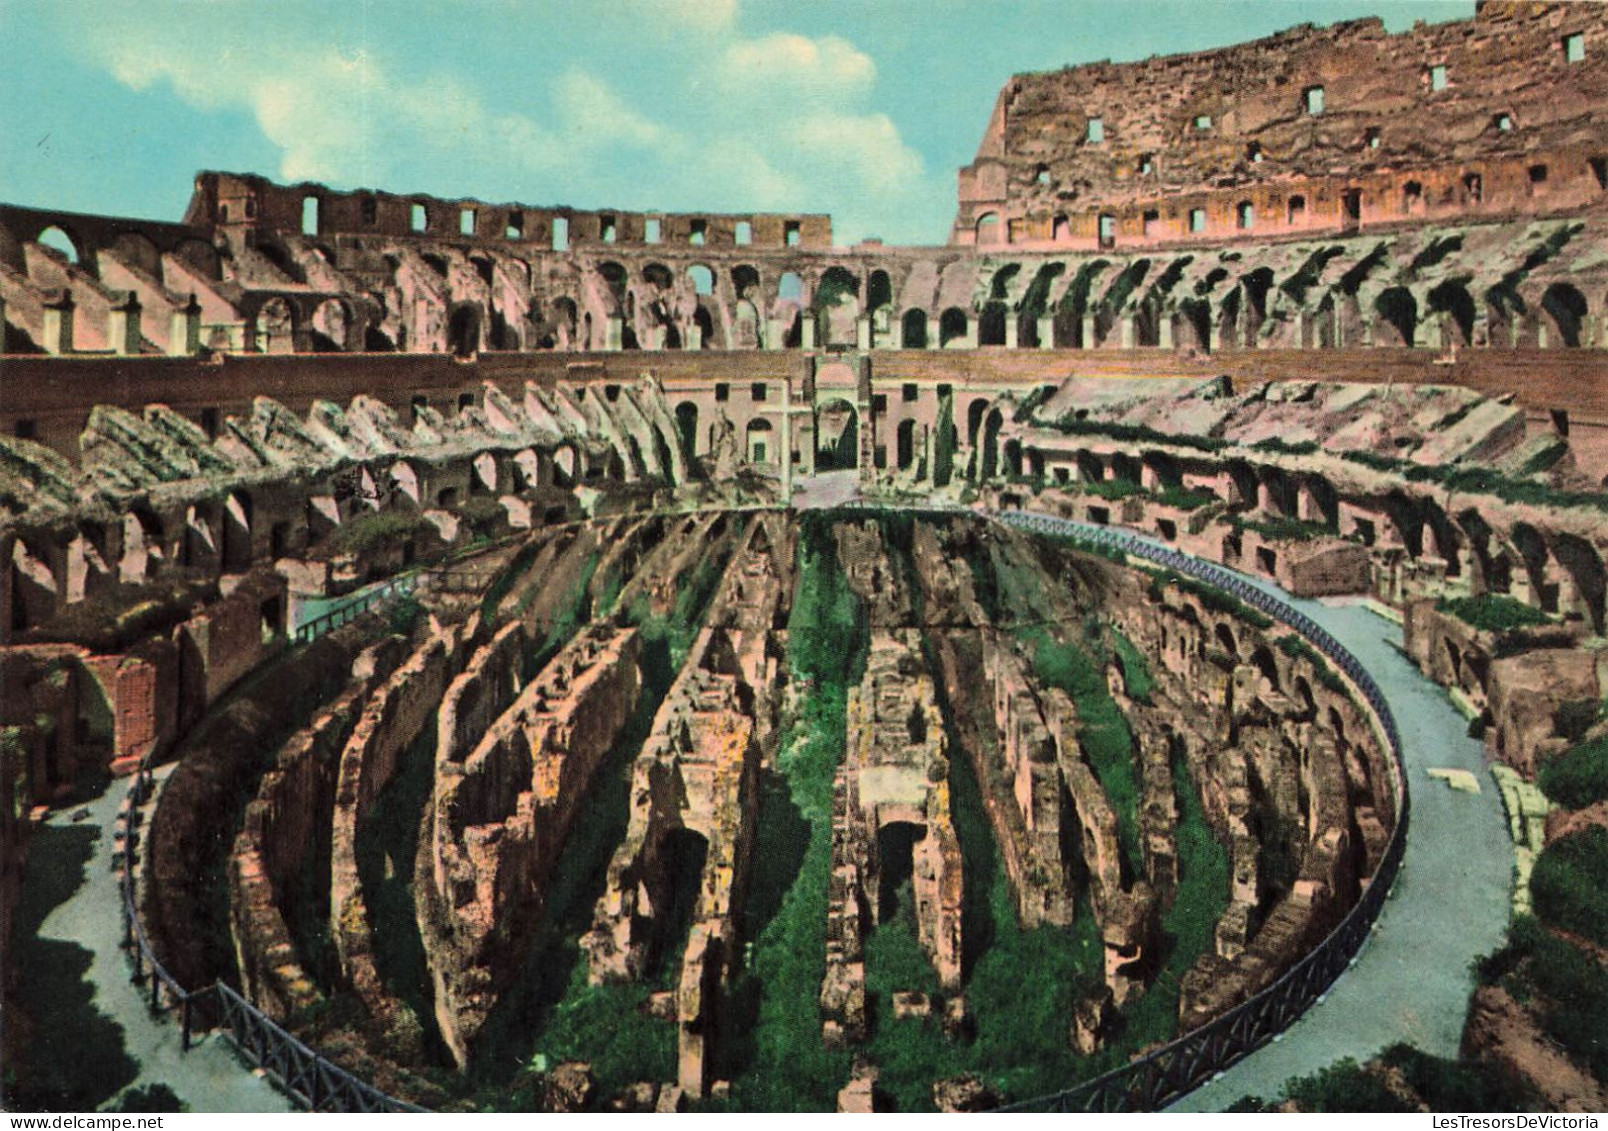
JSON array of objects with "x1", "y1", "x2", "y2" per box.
[
  {"x1": 114, "y1": 502, "x2": 1408, "y2": 1114},
  {"x1": 117, "y1": 671, "x2": 428, "y2": 1112},
  {"x1": 988, "y1": 508, "x2": 1409, "y2": 1112}
]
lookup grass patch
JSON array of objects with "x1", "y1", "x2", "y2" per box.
[
  {"x1": 330, "y1": 510, "x2": 436, "y2": 556},
  {"x1": 1110, "y1": 630, "x2": 1153, "y2": 702},
  {"x1": 1229, "y1": 514, "x2": 1333, "y2": 542},
  {"x1": 1436, "y1": 594, "x2": 1551, "y2": 633}
]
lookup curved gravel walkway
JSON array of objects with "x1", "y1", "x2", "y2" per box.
[
  {"x1": 1167, "y1": 590, "x2": 1513, "y2": 1109},
  {"x1": 22, "y1": 774, "x2": 292, "y2": 1113}
]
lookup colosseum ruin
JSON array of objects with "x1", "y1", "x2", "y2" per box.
[{"x1": 2, "y1": 0, "x2": 1606, "y2": 1114}]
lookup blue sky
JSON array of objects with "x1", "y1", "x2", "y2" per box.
[{"x1": 0, "y1": 0, "x2": 1472, "y2": 246}]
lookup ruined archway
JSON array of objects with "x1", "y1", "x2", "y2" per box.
[{"x1": 814, "y1": 396, "x2": 859, "y2": 471}]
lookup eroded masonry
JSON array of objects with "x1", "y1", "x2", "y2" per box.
[{"x1": 3, "y1": 0, "x2": 1606, "y2": 1115}]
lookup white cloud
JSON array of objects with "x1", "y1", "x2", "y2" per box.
[
  {"x1": 76, "y1": 2, "x2": 945, "y2": 243},
  {"x1": 720, "y1": 33, "x2": 877, "y2": 95}
]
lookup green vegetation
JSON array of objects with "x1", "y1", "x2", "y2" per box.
[
  {"x1": 1435, "y1": 594, "x2": 1551, "y2": 633},
  {"x1": 1039, "y1": 417, "x2": 1228, "y2": 454},
  {"x1": 1154, "y1": 485, "x2": 1218, "y2": 511},
  {"x1": 1539, "y1": 732, "x2": 1608, "y2": 810},
  {"x1": 106, "y1": 1084, "x2": 188, "y2": 1113},
  {"x1": 1146, "y1": 570, "x2": 1274, "y2": 631},
  {"x1": 476, "y1": 527, "x2": 740, "y2": 1108},
  {"x1": 1275, "y1": 634, "x2": 1348, "y2": 694},
  {"x1": 723, "y1": 512, "x2": 864, "y2": 1110},
  {"x1": 1110, "y1": 630, "x2": 1153, "y2": 702},
  {"x1": 1529, "y1": 827, "x2": 1608, "y2": 948},
  {"x1": 1082, "y1": 478, "x2": 1144, "y2": 501},
  {"x1": 1229, "y1": 513, "x2": 1333, "y2": 543},
  {"x1": 1478, "y1": 915, "x2": 1608, "y2": 1085},
  {"x1": 456, "y1": 496, "x2": 509, "y2": 540},
  {"x1": 1230, "y1": 1057, "x2": 1411, "y2": 1112},
  {"x1": 1252, "y1": 437, "x2": 1319, "y2": 456},
  {"x1": 330, "y1": 509, "x2": 435, "y2": 556}
]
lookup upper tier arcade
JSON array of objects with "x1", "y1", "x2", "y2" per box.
[
  {"x1": 954, "y1": 1, "x2": 1608, "y2": 249},
  {"x1": 187, "y1": 172, "x2": 834, "y2": 252}
]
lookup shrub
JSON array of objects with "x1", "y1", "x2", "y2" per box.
[
  {"x1": 1378, "y1": 1043, "x2": 1536, "y2": 1112},
  {"x1": 1539, "y1": 733, "x2": 1608, "y2": 810},
  {"x1": 1477, "y1": 915, "x2": 1608, "y2": 1083},
  {"x1": 1530, "y1": 827, "x2": 1608, "y2": 947},
  {"x1": 107, "y1": 1084, "x2": 187, "y2": 1113},
  {"x1": 1282, "y1": 1057, "x2": 1412, "y2": 1112}
]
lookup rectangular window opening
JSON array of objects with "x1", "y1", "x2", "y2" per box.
[
  {"x1": 1564, "y1": 33, "x2": 1585, "y2": 63},
  {"x1": 751, "y1": 382, "x2": 768, "y2": 402},
  {"x1": 460, "y1": 208, "x2": 476, "y2": 237},
  {"x1": 784, "y1": 221, "x2": 801, "y2": 247},
  {"x1": 735, "y1": 220, "x2": 752, "y2": 245},
  {"x1": 552, "y1": 215, "x2": 570, "y2": 251},
  {"x1": 601, "y1": 215, "x2": 617, "y2": 243},
  {"x1": 1086, "y1": 117, "x2": 1104, "y2": 143},
  {"x1": 506, "y1": 210, "x2": 524, "y2": 240},
  {"x1": 1304, "y1": 85, "x2": 1325, "y2": 115},
  {"x1": 902, "y1": 382, "x2": 918, "y2": 402},
  {"x1": 410, "y1": 203, "x2": 427, "y2": 232},
  {"x1": 644, "y1": 218, "x2": 662, "y2": 244},
  {"x1": 714, "y1": 382, "x2": 730, "y2": 403},
  {"x1": 1188, "y1": 208, "x2": 1206, "y2": 233},
  {"x1": 689, "y1": 220, "x2": 707, "y2": 246}
]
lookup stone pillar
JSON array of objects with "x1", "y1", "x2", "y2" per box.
[
  {"x1": 1422, "y1": 314, "x2": 1442, "y2": 351},
  {"x1": 1119, "y1": 315, "x2": 1135, "y2": 349},
  {"x1": 1331, "y1": 303, "x2": 1344, "y2": 349},
  {"x1": 856, "y1": 354, "x2": 875, "y2": 488},
  {"x1": 1203, "y1": 315, "x2": 1216, "y2": 353},
  {"x1": 854, "y1": 315, "x2": 870, "y2": 351},
  {"x1": 801, "y1": 316, "x2": 816, "y2": 350},
  {"x1": 108, "y1": 291, "x2": 142, "y2": 355},
  {"x1": 766, "y1": 317, "x2": 787, "y2": 349},
  {"x1": 1081, "y1": 314, "x2": 1095, "y2": 349},
  {"x1": 1537, "y1": 321, "x2": 1550, "y2": 350},
  {"x1": 927, "y1": 314, "x2": 940, "y2": 349},
  {"x1": 1361, "y1": 317, "x2": 1375, "y2": 348},
  {"x1": 604, "y1": 315, "x2": 623, "y2": 351},
  {"x1": 1037, "y1": 315, "x2": 1055, "y2": 349},
  {"x1": 1157, "y1": 313, "x2": 1173, "y2": 350},
  {"x1": 42, "y1": 292, "x2": 74, "y2": 355},
  {"x1": 1004, "y1": 317, "x2": 1019, "y2": 349},
  {"x1": 169, "y1": 294, "x2": 202, "y2": 356},
  {"x1": 1290, "y1": 310, "x2": 1304, "y2": 350},
  {"x1": 798, "y1": 353, "x2": 818, "y2": 476},
  {"x1": 780, "y1": 375, "x2": 794, "y2": 503},
  {"x1": 687, "y1": 322, "x2": 703, "y2": 350}
]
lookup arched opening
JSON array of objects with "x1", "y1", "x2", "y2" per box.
[
  {"x1": 221, "y1": 490, "x2": 254, "y2": 573},
  {"x1": 552, "y1": 444, "x2": 580, "y2": 487},
  {"x1": 644, "y1": 828, "x2": 709, "y2": 978},
  {"x1": 687, "y1": 263, "x2": 714, "y2": 297},
  {"x1": 967, "y1": 398, "x2": 989, "y2": 448},
  {"x1": 902, "y1": 308, "x2": 928, "y2": 348},
  {"x1": 1541, "y1": 283, "x2": 1588, "y2": 347},
  {"x1": 675, "y1": 402, "x2": 699, "y2": 460},
  {"x1": 975, "y1": 212, "x2": 1001, "y2": 246},
  {"x1": 35, "y1": 225, "x2": 81, "y2": 265},
  {"x1": 108, "y1": 232, "x2": 161, "y2": 277},
  {"x1": 255, "y1": 297, "x2": 296, "y2": 354},
  {"x1": 692, "y1": 305, "x2": 716, "y2": 350},
  {"x1": 980, "y1": 408, "x2": 1003, "y2": 480},
  {"x1": 9, "y1": 540, "x2": 59, "y2": 632},
  {"x1": 447, "y1": 304, "x2": 482, "y2": 357},
  {"x1": 875, "y1": 821, "x2": 926, "y2": 926},
  {"x1": 745, "y1": 418, "x2": 775, "y2": 466},
  {"x1": 896, "y1": 418, "x2": 917, "y2": 471},
  {"x1": 814, "y1": 397, "x2": 859, "y2": 471},
  {"x1": 1003, "y1": 438, "x2": 1023, "y2": 478},
  {"x1": 732, "y1": 297, "x2": 762, "y2": 350},
  {"x1": 472, "y1": 451, "x2": 499, "y2": 495},
  {"x1": 1214, "y1": 621, "x2": 1239, "y2": 660},
  {"x1": 939, "y1": 307, "x2": 969, "y2": 348},
  {"x1": 309, "y1": 298, "x2": 350, "y2": 352},
  {"x1": 1426, "y1": 279, "x2": 1476, "y2": 345},
  {"x1": 301, "y1": 196, "x2": 320, "y2": 235},
  {"x1": 1374, "y1": 287, "x2": 1418, "y2": 347},
  {"x1": 815, "y1": 266, "x2": 860, "y2": 347},
  {"x1": 1286, "y1": 195, "x2": 1307, "y2": 226}
]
